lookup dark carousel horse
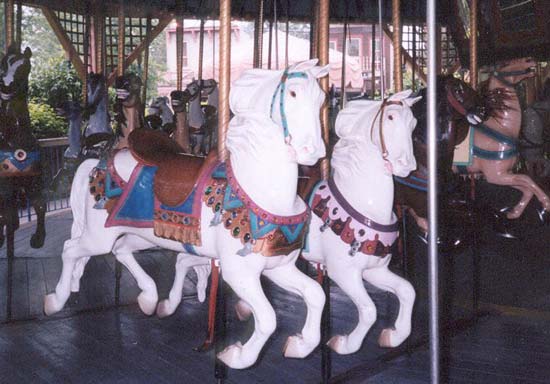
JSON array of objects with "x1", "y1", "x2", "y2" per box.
[
  {"x1": 393, "y1": 75, "x2": 493, "y2": 249},
  {"x1": 114, "y1": 73, "x2": 146, "y2": 149},
  {"x1": 146, "y1": 96, "x2": 175, "y2": 134},
  {"x1": 52, "y1": 72, "x2": 114, "y2": 189},
  {"x1": 0, "y1": 45, "x2": 46, "y2": 248}
]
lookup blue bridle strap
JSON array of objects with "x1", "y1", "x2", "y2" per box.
[
  {"x1": 471, "y1": 122, "x2": 518, "y2": 160},
  {"x1": 473, "y1": 122, "x2": 517, "y2": 148},
  {"x1": 472, "y1": 146, "x2": 517, "y2": 160},
  {"x1": 270, "y1": 68, "x2": 308, "y2": 140}
]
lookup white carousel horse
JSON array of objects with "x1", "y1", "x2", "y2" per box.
[
  {"x1": 301, "y1": 91, "x2": 421, "y2": 354},
  {"x1": 45, "y1": 59, "x2": 330, "y2": 369}
]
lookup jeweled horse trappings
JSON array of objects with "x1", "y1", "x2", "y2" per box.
[
  {"x1": 0, "y1": 45, "x2": 46, "y2": 249},
  {"x1": 45, "y1": 60, "x2": 330, "y2": 369},
  {"x1": 394, "y1": 75, "x2": 492, "y2": 243},
  {"x1": 301, "y1": 90, "x2": 421, "y2": 354},
  {"x1": 114, "y1": 73, "x2": 145, "y2": 149},
  {"x1": 467, "y1": 58, "x2": 550, "y2": 222}
]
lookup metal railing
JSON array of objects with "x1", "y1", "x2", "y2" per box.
[{"x1": 17, "y1": 137, "x2": 71, "y2": 222}]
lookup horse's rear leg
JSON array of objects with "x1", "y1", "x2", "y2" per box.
[
  {"x1": 217, "y1": 261, "x2": 275, "y2": 369},
  {"x1": 263, "y1": 262, "x2": 325, "y2": 359},
  {"x1": 30, "y1": 194, "x2": 46, "y2": 248},
  {"x1": 362, "y1": 264, "x2": 415, "y2": 348},
  {"x1": 112, "y1": 235, "x2": 159, "y2": 315},
  {"x1": 156, "y1": 253, "x2": 210, "y2": 318},
  {"x1": 326, "y1": 266, "x2": 376, "y2": 355}
]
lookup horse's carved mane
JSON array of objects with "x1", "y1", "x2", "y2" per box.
[{"x1": 480, "y1": 83, "x2": 515, "y2": 117}]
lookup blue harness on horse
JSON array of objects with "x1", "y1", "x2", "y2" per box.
[
  {"x1": 472, "y1": 122, "x2": 518, "y2": 160},
  {"x1": 270, "y1": 68, "x2": 308, "y2": 141}
]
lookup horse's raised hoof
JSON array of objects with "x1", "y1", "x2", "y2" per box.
[
  {"x1": 235, "y1": 300, "x2": 253, "y2": 321},
  {"x1": 44, "y1": 293, "x2": 63, "y2": 316},
  {"x1": 156, "y1": 299, "x2": 174, "y2": 318},
  {"x1": 327, "y1": 334, "x2": 356, "y2": 355},
  {"x1": 378, "y1": 327, "x2": 407, "y2": 348},
  {"x1": 492, "y1": 209, "x2": 520, "y2": 239},
  {"x1": 283, "y1": 333, "x2": 317, "y2": 359},
  {"x1": 536, "y1": 208, "x2": 550, "y2": 225},
  {"x1": 137, "y1": 292, "x2": 158, "y2": 316},
  {"x1": 30, "y1": 231, "x2": 46, "y2": 249},
  {"x1": 217, "y1": 341, "x2": 251, "y2": 369}
]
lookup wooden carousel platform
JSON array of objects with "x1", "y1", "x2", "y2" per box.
[{"x1": 0, "y1": 181, "x2": 549, "y2": 383}]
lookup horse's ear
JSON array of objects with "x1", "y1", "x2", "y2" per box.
[
  {"x1": 289, "y1": 59, "x2": 319, "y2": 72},
  {"x1": 404, "y1": 95, "x2": 422, "y2": 107},
  {"x1": 310, "y1": 64, "x2": 330, "y2": 79},
  {"x1": 389, "y1": 89, "x2": 413, "y2": 101},
  {"x1": 23, "y1": 47, "x2": 32, "y2": 59}
]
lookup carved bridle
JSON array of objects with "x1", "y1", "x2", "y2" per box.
[
  {"x1": 270, "y1": 67, "x2": 308, "y2": 144},
  {"x1": 492, "y1": 66, "x2": 533, "y2": 88},
  {"x1": 370, "y1": 98, "x2": 403, "y2": 160}
]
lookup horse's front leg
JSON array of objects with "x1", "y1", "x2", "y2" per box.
[
  {"x1": 262, "y1": 258, "x2": 325, "y2": 359},
  {"x1": 325, "y1": 264, "x2": 376, "y2": 355},
  {"x1": 112, "y1": 235, "x2": 159, "y2": 315},
  {"x1": 217, "y1": 255, "x2": 275, "y2": 369},
  {"x1": 157, "y1": 253, "x2": 210, "y2": 318},
  {"x1": 29, "y1": 191, "x2": 46, "y2": 248},
  {"x1": 362, "y1": 261, "x2": 415, "y2": 348}
]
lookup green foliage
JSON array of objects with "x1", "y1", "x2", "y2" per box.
[
  {"x1": 29, "y1": 55, "x2": 82, "y2": 107},
  {"x1": 21, "y1": 7, "x2": 64, "y2": 68},
  {"x1": 28, "y1": 101, "x2": 68, "y2": 139},
  {"x1": 0, "y1": 2, "x2": 5, "y2": 53}
]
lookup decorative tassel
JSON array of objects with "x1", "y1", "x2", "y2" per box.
[
  {"x1": 236, "y1": 241, "x2": 253, "y2": 257},
  {"x1": 348, "y1": 240, "x2": 360, "y2": 257},
  {"x1": 210, "y1": 209, "x2": 223, "y2": 226}
]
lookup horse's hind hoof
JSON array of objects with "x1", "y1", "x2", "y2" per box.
[
  {"x1": 30, "y1": 231, "x2": 46, "y2": 249},
  {"x1": 537, "y1": 208, "x2": 550, "y2": 225},
  {"x1": 492, "y1": 210, "x2": 520, "y2": 240}
]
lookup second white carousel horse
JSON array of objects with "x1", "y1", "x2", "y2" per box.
[
  {"x1": 302, "y1": 91, "x2": 420, "y2": 354},
  {"x1": 45, "y1": 60, "x2": 329, "y2": 369}
]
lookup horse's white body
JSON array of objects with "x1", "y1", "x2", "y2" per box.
[
  {"x1": 45, "y1": 60, "x2": 330, "y2": 369},
  {"x1": 302, "y1": 91, "x2": 420, "y2": 355}
]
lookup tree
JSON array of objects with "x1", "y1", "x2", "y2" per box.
[{"x1": 29, "y1": 55, "x2": 82, "y2": 106}]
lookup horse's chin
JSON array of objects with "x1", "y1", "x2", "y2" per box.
[{"x1": 393, "y1": 165, "x2": 416, "y2": 178}]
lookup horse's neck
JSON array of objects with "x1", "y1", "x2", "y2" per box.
[
  {"x1": 332, "y1": 150, "x2": 395, "y2": 225},
  {"x1": 230, "y1": 149, "x2": 301, "y2": 216},
  {"x1": 87, "y1": 97, "x2": 109, "y2": 136},
  {"x1": 486, "y1": 77, "x2": 521, "y2": 137},
  {"x1": 174, "y1": 110, "x2": 190, "y2": 152},
  {"x1": 161, "y1": 105, "x2": 173, "y2": 124},
  {"x1": 1, "y1": 96, "x2": 33, "y2": 146},
  {"x1": 208, "y1": 89, "x2": 218, "y2": 107},
  {"x1": 123, "y1": 101, "x2": 141, "y2": 133},
  {"x1": 188, "y1": 98, "x2": 204, "y2": 128}
]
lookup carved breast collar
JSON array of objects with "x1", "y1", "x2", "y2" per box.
[{"x1": 310, "y1": 178, "x2": 399, "y2": 257}]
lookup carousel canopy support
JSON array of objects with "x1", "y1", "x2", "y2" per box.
[
  {"x1": 107, "y1": 15, "x2": 172, "y2": 86},
  {"x1": 5, "y1": 0, "x2": 14, "y2": 49},
  {"x1": 310, "y1": 0, "x2": 319, "y2": 60},
  {"x1": 117, "y1": 0, "x2": 124, "y2": 77},
  {"x1": 141, "y1": 16, "x2": 151, "y2": 102},
  {"x1": 318, "y1": 0, "x2": 329, "y2": 180},
  {"x1": 218, "y1": 0, "x2": 231, "y2": 162},
  {"x1": 340, "y1": 17, "x2": 348, "y2": 109},
  {"x1": 91, "y1": 7, "x2": 106, "y2": 75},
  {"x1": 197, "y1": 18, "x2": 205, "y2": 81},
  {"x1": 469, "y1": 0, "x2": 478, "y2": 89},
  {"x1": 15, "y1": 0, "x2": 22, "y2": 48},
  {"x1": 176, "y1": 14, "x2": 184, "y2": 91},
  {"x1": 392, "y1": 0, "x2": 402, "y2": 92},
  {"x1": 41, "y1": 6, "x2": 87, "y2": 80}
]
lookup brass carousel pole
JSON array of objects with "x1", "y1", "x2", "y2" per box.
[
  {"x1": 117, "y1": 0, "x2": 125, "y2": 77},
  {"x1": 83, "y1": 4, "x2": 91, "y2": 103},
  {"x1": 5, "y1": 0, "x2": 14, "y2": 49},
  {"x1": 319, "y1": 0, "x2": 330, "y2": 180},
  {"x1": 469, "y1": 0, "x2": 478, "y2": 89},
  {"x1": 340, "y1": 17, "x2": 348, "y2": 110},
  {"x1": 94, "y1": 7, "x2": 105, "y2": 76},
  {"x1": 15, "y1": 0, "x2": 21, "y2": 48},
  {"x1": 218, "y1": 0, "x2": 231, "y2": 162},
  {"x1": 176, "y1": 15, "x2": 184, "y2": 91},
  {"x1": 141, "y1": 17, "x2": 151, "y2": 103},
  {"x1": 392, "y1": 0, "x2": 402, "y2": 92},
  {"x1": 253, "y1": 0, "x2": 264, "y2": 68},
  {"x1": 371, "y1": 23, "x2": 376, "y2": 97},
  {"x1": 310, "y1": 0, "x2": 319, "y2": 59}
]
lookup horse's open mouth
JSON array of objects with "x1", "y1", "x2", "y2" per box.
[
  {"x1": 116, "y1": 89, "x2": 130, "y2": 99},
  {"x1": 0, "y1": 91, "x2": 13, "y2": 100}
]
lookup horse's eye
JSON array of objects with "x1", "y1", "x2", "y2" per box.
[
  {"x1": 388, "y1": 115, "x2": 393, "y2": 120},
  {"x1": 290, "y1": 91, "x2": 297, "y2": 98}
]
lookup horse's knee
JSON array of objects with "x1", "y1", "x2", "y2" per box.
[{"x1": 396, "y1": 280, "x2": 416, "y2": 306}]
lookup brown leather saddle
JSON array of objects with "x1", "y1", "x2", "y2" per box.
[{"x1": 128, "y1": 129, "x2": 217, "y2": 207}]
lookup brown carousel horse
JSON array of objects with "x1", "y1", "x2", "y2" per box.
[
  {"x1": 393, "y1": 75, "x2": 492, "y2": 246},
  {"x1": 113, "y1": 73, "x2": 146, "y2": 149},
  {"x1": 0, "y1": 45, "x2": 46, "y2": 249},
  {"x1": 467, "y1": 58, "x2": 549, "y2": 223}
]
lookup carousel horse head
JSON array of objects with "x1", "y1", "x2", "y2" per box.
[
  {"x1": 185, "y1": 78, "x2": 202, "y2": 101},
  {"x1": 170, "y1": 89, "x2": 192, "y2": 113},
  {"x1": 86, "y1": 72, "x2": 108, "y2": 110},
  {"x1": 201, "y1": 78, "x2": 217, "y2": 94},
  {"x1": 333, "y1": 90, "x2": 421, "y2": 178},
  {"x1": 115, "y1": 73, "x2": 142, "y2": 106},
  {"x1": 492, "y1": 57, "x2": 536, "y2": 87},
  {"x1": 228, "y1": 59, "x2": 330, "y2": 166},
  {"x1": 0, "y1": 45, "x2": 32, "y2": 101}
]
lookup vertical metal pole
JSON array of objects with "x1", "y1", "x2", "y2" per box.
[
  {"x1": 141, "y1": 17, "x2": 151, "y2": 103},
  {"x1": 371, "y1": 23, "x2": 376, "y2": 98},
  {"x1": 267, "y1": 20, "x2": 273, "y2": 69},
  {"x1": 176, "y1": 15, "x2": 184, "y2": 91},
  {"x1": 198, "y1": 18, "x2": 205, "y2": 81},
  {"x1": 469, "y1": 0, "x2": 478, "y2": 89},
  {"x1": 15, "y1": 0, "x2": 21, "y2": 48},
  {"x1": 310, "y1": 0, "x2": 319, "y2": 60},
  {"x1": 6, "y1": 211, "x2": 15, "y2": 322},
  {"x1": 253, "y1": 0, "x2": 264, "y2": 68},
  {"x1": 318, "y1": 0, "x2": 330, "y2": 181},
  {"x1": 117, "y1": 0, "x2": 125, "y2": 77},
  {"x1": 340, "y1": 20, "x2": 348, "y2": 110},
  {"x1": 214, "y1": 265, "x2": 227, "y2": 381},
  {"x1": 6, "y1": 0, "x2": 14, "y2": 48},
  {"x1": 274, "y1": 0, "x2": 279, "y2": 70},
  {"x1": 427, "y1": 0, "x2": 440, "y2": 382},
  {"x1": 378, "y1": 0, "x2": 385, "y2": 99},
  {"x1": 321, "y1": 268, "x2": 331, "y2": 383},
  {"x1": 218, "y1": 0, "x2": 231, "y2": 162},
  {"x1": 392, "y1": 0, "x2": 402, "y2": 92},
  {"x1": 285, "y1": 0, "x2": 289, "y2": 68},
  {"x1": 94, "y1": 9, "x2": 105, "y2": 76},
  {"x1": 83, "y1": 7, "x2": 90, "y2": 103},
  {"x1": 412, "y1": 17, "x2": 416, "y2": 92}
]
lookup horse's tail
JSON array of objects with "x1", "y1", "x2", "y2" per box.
[{"x1": 69, "y1": 159, "x2": 99, "y2": 238}]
